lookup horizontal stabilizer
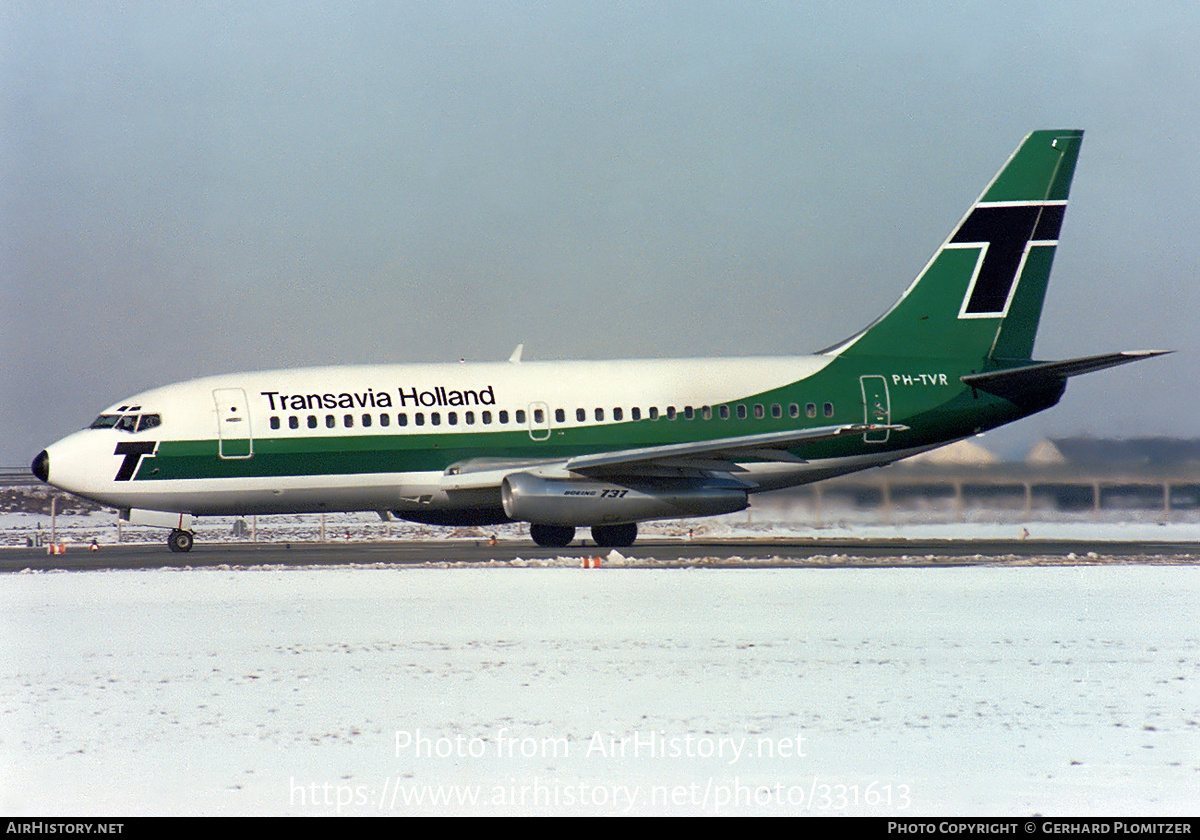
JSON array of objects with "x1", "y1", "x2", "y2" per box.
[{"x1": 962, "y1": 351, "x2": 1170, "y2": 398}]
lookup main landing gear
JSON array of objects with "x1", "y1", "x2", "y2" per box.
[
  {"x1": 167, "y1": 528, "x2": 194, "y2": 553},
  {"x1": 528, "y1": 522, "x2": 638, "y2": 548},
  {"x1": 591, "y1": 522, "x2": 637, "y2": 548},
  {"x1": 529, "y1": 523, "x2": 574, "y2": 547}
]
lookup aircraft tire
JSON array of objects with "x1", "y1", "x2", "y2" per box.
[
  {"x1": 591, "y1": 523, "x2": 638, "y2": 548},
  {"x1": 529, "y1": 523, "x2": 575, "y2": 548},
  {"x1": 168, "y1": 529, "x2": 194, "y2": 553}
]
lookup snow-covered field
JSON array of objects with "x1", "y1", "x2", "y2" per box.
[{"x1": 2, "y1": 563, "x2": 1197, "y2": 815}]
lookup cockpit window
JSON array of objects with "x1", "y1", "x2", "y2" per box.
[{"x1": 89, "y1": 412, "x2": 162, "y2": 433}]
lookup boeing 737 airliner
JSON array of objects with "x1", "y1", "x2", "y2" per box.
[{"x1": 32, "y1": 130, "x2": 1167, "y2": 551}]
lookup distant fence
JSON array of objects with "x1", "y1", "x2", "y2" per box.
[
  {"x1": 6, "y1": 463, "x2": 1200, "y2": 517},
  {"x1": 775, "y1": 465, "x2": 1200, "y2": 520},
  {"x1": 0, "y1": 468, "x2": 39, "y2": 487}
]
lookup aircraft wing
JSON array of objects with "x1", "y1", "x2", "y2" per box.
[
  {"x1": 565, "y1": 423, "x2": 906, "y2": 477},
  {"x1": 439, "y1": 423, "x2": 907, "y2": 490}
]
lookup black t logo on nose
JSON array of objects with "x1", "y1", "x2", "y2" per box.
[{"x1": 114, "y1": 441, "x2": 156, "y2": 481}]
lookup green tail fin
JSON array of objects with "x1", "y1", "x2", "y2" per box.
[{"x1": 830, "y1": 129, "x2": 1084, "y2": 364}]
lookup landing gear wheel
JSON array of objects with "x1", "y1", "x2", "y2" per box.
[
  {"x1": 168, "y1": 529, "x2": 194, "y2": 553},
  {"x1": 590, "y1": 522, "x2": 638, "y2": 548},
  {"x1": 529, "y1": 523, "x2": 575, "y2": 548}
]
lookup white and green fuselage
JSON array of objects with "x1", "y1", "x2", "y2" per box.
[
  {"x1": 41, "y1": 353, "x2": 997, "y2": 514},
  {"x1": 32, "y1": 130, "x2": 1166, "y2": 548}
]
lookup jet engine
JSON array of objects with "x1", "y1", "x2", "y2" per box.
[{"x1": 500, "y1": 472, "x2": 748, "y2": 526}]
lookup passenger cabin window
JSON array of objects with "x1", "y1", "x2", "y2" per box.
[
  {"x1": 515, "y1": 410, "x2": 526, "y2": 423},
  {"x1": 308, "y1": 415, "x2": 318, "y2": 428},
  {"x1": 806, "y1": 403, "x2": 817, "y2": 418},
  {"x1": 631, "y1": 407, "x2": 641, "y2": 421},
  {"x1": 270, "y1": 416, "x2": 280, "y2": 430},
  {"x1": 380, "y1": 414, "x2": 390, "y2": 427},
  {"x1": 613, "y1": 407, "x2": 623, "y2": 421},
  {"x1": 824, "y1": 402, "x2": 834, "y2": 417},
  {"x1": 576, "y1": 408, "x2": 586, "y2": 422},
  {"x1": 290, "y1": 416, "x2": 300, "y2": 429},
  {"x1": 595, "y1": 408, "x2": 604, "y2": 421}
]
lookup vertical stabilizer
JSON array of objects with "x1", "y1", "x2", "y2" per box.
[{"x1": 829, "y1": 130, "x2": 1084, "y2": 363}]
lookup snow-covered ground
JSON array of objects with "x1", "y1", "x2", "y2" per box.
[{"x1": 2, "y1": 563, "x2": 1197, "y2": 815}]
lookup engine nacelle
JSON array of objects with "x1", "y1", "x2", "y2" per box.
[{"x1": 500, "y1": 472, "x2": 748, "y2": 526}]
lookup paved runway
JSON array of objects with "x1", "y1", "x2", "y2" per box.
[{"x1": 3, "y1": 536, "x2": 1198, "y2": 572}]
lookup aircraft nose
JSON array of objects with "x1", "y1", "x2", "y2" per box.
[{"x1": 31, "y1": 450, "x2": 49, "y2": 483}]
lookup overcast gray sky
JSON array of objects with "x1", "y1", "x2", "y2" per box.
[{"x1": 4, "y1": 1, "x2": 1198, "y2": 466}]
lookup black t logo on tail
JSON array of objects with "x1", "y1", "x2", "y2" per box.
[
  {"x1": 114, "y1": 441, "x2": 156, "y2": 481},
  {"x1": 954, "y1": 203, "x2": 1064, "y2": 315}
]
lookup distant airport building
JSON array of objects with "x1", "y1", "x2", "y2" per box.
[
  {"x1": 903, "y1": 438, "x2": 999, "y2": 467},
  {"x1": 758, "y1": 438, "x2": 1200, "y2": 522},
  {"x1": 1035, "y1": 437, "x2": 1200, "y2": 469}
]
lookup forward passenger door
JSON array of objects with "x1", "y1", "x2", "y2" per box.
[{"x1": 213, "y1": 388, "x2": 253, "y2": 458}]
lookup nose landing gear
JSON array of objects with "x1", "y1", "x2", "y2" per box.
[{"x1": 168, "y1": 529, "x2": 194, "y2": 552}]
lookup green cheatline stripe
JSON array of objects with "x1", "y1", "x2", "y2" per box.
[
  {"x1": 131, "y1": 358, "x2": 1019, "y2": 482},
  {"x1": 140, "y1": 421, "x2": 822, "y2": 481},
  {"x1": 133, "y1": 378, "x2": 846, "y2": 480}
]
